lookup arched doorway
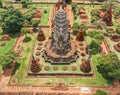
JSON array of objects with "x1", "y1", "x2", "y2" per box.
[{"x1": 65, "y1": 0, "x2": 71, "y2": 3}]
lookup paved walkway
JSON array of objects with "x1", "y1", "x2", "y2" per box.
[{"x1": 0, "y1": 75, "x2": 120, "y2": 95}]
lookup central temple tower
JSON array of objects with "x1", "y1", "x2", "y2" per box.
[
  {"x1": 50, "y1": 7, "x2": 71, "y2": 55},
  {"x1": 43, "y1": 6, "x2": 78, "y2": 64}
]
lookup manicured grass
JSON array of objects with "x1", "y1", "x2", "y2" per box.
[
  {"x1": 0, "y1": 32, "x2": 16, "y2": 55},
  {"x1": 39, "y1": 7, "x2": 50, "y2": 26},
  {"x1": 10, "y1": 32, "x2": 111, "y2": 87},
  {"x1": 0, "y1": 39, "x2": 15, "y2": 55}
]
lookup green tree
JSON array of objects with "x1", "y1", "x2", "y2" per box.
[
  {"x1": 0, "y1": 8, "x2": 24, "y2": 33},
  {"x1": 89, "y1": 40, "x2": 101, "y2": 54},
  {"x1": 97, "y1": 53, "x2": 120, "y2": 80},
  {"x1": 20, "y1": 27, "x2": 30, "y2": 37},
  {"x1": 72, "y1": 23, "x2": 87, "y2": 35},
  {"x1": 23, "y1": 8, "x2": 35, "y2": 23},
  {"x1": 101, "y1": 3, "x2": 109, "y2": 10},
  {"x1": 87, "y1": 30, "x2": 103, "y2": 38},
  {"x1": 21, "y1": 0, "x2": 29, "y2": 8},
  {"x1": 72, "y1": 23, "x2": 80, "y2": 35},
  {"x1": 94, "y1": 89, "x2": 108, "y2": 95},
  {"x1": 30, "y1": 18, "x2": 39, "y2": 32},
  {"x1": 113, "y1": 9, "x2": 120, "y2": 18},
  {"x1": 109, "y1": 70, "x2": 120, "y2": 80},
  {"x1": 0, "y1": 50, "x2": 18, "y2": 69},
  {"x1": 94, "y1": 34, "x2": 104, "y2": 44}
]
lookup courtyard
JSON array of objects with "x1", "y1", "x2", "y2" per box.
[{"x1": 0, "y1": 0, "x2": 120, "y2": 95}]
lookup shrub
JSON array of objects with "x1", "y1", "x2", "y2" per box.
[
  {"x1": 30, "y1": 18, "x2": 39, "y2": 32},
  {"x1": 94, "y1": 34, "x2": 104, "y2": 44},
  {"x1": 72, "y1": 23, "x2": 80, "y2": 35},
  {"x1": 113, "y1": 8, "x2": 120, "y2": 18},
  {"x1": 87, "y1": 30, "x2": 102, "y2": 38},
  {"x1": 23, "y1": 9, "x2": 35, "y2": 22},
  {"x1": 21, "y1": 0, "x2": 28, "y2": 8},
  {"x1": 94, "y1": 89, "x2": 108, "y2": 95},
  {"x1": 74, "y1": 15, "x2": 77, "y2": 20},
  {"x1": 0, "y1": 50, "x2": 18, "y2": 69},
  {"x1": 101, "y1": 3, "x2": 109, "y2": 11},
  {"x1": 20, "y1": 28, "x2": 30, "y2": 37},
  {"x1": 91, "y1": 15, "x2": 100, "y2": 23},
  {"x1": 90, "y1": 40, "x2": 101, "y2": 54},
  {"x1": 30, "y1": 18, "x2": 39, "y2": 27},
  {"x1": 44, "y1": 9, "x2": 47, "y2": 14},
  {"x1": 97, "y1": 53, "x2": 120, "y2": 80}
]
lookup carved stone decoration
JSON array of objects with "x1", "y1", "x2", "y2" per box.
[
  {"x1": 80, "y1": 54, "x2": 91, "y2": 73},
  {"x1": 37, "y1": 27, "x2": 45, "y2": 41},
  {"x1": 30, "y1": 55, "x2": 41, "y2": 73},
  {"x1": 42, "y1": 7, "x2": 78, "y2": 64},
  {"x1": 76, "y1": 31, "x2": 84, "y2": 41},
  {"x1": 51, "y1": 83, "x2": 69, "y2": 91},
  {"x1": 103, "y1": 3, "x2": 113, "y2": 26},
  {"x1": 50, "y1": 7, "x2": 71, "y2": 55}
]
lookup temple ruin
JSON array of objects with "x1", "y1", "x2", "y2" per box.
[{"x1": 42, "y1": 6, "x2": 78, "y2": 64}]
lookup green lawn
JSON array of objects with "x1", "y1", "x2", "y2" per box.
[
  {"x1": 10, "y1": 32, "x2": 111, "y2": 87},
  {"x1": 0, "y1": 39, "x2": 15, "y2": 55},
  {"x1": 0, "y1": 31, "x2": 16, "y2": 55},
  {"x1": 39, "y1": 7, "x2": 50, "y2": 26}
]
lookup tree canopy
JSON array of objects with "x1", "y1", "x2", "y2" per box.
[
  {"x1": 0, "y1": 50, "x2": 18, "y2": 69},
  {"x1": 87, "y1": 30, "x2": 104, "y2": 45},
  {"x1": 20, "y1": 27, "x2": 30, "y2": 37},
  {"x1": 0, "y1": 8, "x2": 24, "y2": 33},
  {"x1": 23, "y1": 8, "x2": 36, "y2": 23},
  {"x1": 97, "y1": 53, "x2": 120, "y2": 80},
  {"x1": 94, "y1": 89, "x2": 108, "y2": 95},
  {"x1": 89, "y1": 40, "x2": 101, "y2": 54}
]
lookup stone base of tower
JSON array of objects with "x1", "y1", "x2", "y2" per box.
[{"x1": 42, "y1": 40, "x2": 79, "y2": 64}]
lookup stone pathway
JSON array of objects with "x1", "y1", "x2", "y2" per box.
[
  {"x1": 13, "y1": 35, "x2": 25, "y2": 56},
  {"x1": 0, "y1": 75, "x2": 120, "y2": 95}
]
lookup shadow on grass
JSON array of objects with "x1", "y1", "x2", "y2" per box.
[
  {"x1": 23, "y1": 37, "x2": 31, "y2": 42},
  {"x1": 12, "y1": 62, "x2": 20, "y2": 76}
]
